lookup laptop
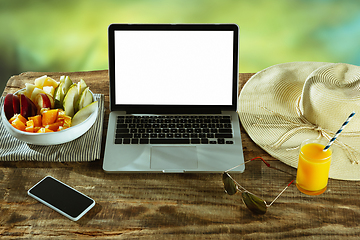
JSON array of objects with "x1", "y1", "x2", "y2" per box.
[{"x1": 103, "y1": 23, "x2": 245, "y2": 173}]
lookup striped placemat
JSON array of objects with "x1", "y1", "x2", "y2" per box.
[{"x1": 0, "y1": 94, "x2": 104, "y2": 162}]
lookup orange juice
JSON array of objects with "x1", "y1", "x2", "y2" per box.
[{"x1": 296, "y1": 139, "x2": 332, "y2": 195}]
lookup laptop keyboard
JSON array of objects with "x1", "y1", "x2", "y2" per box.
[{"x1": 115, "y1": 115, "x2": 234, "y2": 144}]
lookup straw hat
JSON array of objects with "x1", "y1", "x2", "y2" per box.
[{"x1": 238, "y1": 62, "x2": 360, "y2": 181}]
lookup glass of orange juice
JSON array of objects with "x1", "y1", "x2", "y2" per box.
[{"x1": 296, "y1": 139, "x2": 332, "y2": 195}]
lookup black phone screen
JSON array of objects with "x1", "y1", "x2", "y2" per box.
[{"x1": 28, "y1": 176, "x2": 94, "y2": 219}]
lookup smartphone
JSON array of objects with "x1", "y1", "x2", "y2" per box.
[{"x1": 28, "y1": 176, "x2": 95, "y2": 221}]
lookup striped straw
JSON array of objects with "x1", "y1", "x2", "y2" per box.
[{"x1": 323, "y1": 111, "x2": 356, "y2": 151}]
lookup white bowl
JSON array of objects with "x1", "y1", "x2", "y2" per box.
[{"x1": 1, "y1": 89, "x2": 98, "y2": 145}]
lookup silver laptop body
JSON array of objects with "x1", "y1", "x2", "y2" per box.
[{"x1": 103, "y1": 24, "x2": 244, "y2": 173}]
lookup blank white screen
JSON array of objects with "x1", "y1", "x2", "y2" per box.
[{"x1": 114, "y1": 30, "x2": 234, "y2": 105}]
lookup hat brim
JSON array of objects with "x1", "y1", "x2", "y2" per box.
[{"x1": 238, "y1": 62, "x2": 360, "y2": 181}]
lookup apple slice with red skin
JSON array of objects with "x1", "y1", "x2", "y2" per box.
[
  {"x1": 12, "y1": 94, "x2": 20, "y2": 114},
  {"x1": 45, "y1": 93, "x2": 55, "y2": 108},
  {"x1": 20, "y1": 94, "x2": 36, "y2": 119},
  {"x1": 29, "y1": 97, "x2": 37, "y2": 116},
  {"x1": 35, "y1": 93, "x2": 52, "y2": 110},
  {"x1": 3, "y1": 94, "x2": 14, "y2": 120}
]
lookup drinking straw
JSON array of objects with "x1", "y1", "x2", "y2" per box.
[{"x1": 323, "y1": 111, "x2": 356, "y2": 151}]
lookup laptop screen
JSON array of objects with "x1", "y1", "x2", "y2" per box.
[{"x1": 108, "y1": 24, "x2": 239, "y2": 113}]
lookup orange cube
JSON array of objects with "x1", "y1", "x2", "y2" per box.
[
  {"x1": 25, "y1": 119, "x2": 35, "y2": 132},
  {"x1": 28, "y1": 115, "x2": 42, "y2": 127},
  {"x1": 45, "y1": 120, "x2": 64, "y2": 131},
  {"x1": 9, "y1": 114, "x2": 27, "y2": 131},
  {"x1": 17, "y1": 114, "x2": 27, "y2": 124},
  {"x1": 57, "y1": 116, "x2": 71, "y2": 127},
  {"x1": 11, "y1": 117, "x2": 26, "y2": 131},
  {"x1": 8, "y1": 115, "x2": 17, "y2": 124},
  {"x1": 42, "y1": 109, "x2": 58, "y2": 126}
]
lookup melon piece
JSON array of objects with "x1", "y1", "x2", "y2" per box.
[
  {"x1": 71, "y1": 101, "x2": 98, "y2": 126},
  {"x1": 63, "y1": 84, "x2": 78, "y2": 117},
  {"x1": 75, "y1": 87, "x2": 93, "y2": 112}
]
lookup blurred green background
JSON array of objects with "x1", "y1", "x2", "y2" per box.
[{"x1": 1, "y1": 0, "x2": 360, "y2": 93}]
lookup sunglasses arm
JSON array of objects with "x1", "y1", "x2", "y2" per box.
[{"x1": 267, "y1": 180, "x2": 294, "y2": 207}]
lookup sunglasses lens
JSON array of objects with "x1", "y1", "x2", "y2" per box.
[
  {"x1": 241, "y1": 192, "x2": 267, "y2": 215},
  {"x1": 222, "y1": 173, "x2": 237, "y2": 195}
]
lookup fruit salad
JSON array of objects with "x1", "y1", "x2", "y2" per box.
[{"x1": 3, "y1": 75, "x2": 97, "y2": 133}]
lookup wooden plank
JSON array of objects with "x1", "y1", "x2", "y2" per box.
[
  {"x1": 1, "y1": 160, "x2": 360, "y2": 239},
  {"x1": 1, "y1": 71, "x2": 360, "y2": 239}
]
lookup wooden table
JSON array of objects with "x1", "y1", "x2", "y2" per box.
[{"x1": 1, "y1": 71, "x2": 359, "y2": 239}]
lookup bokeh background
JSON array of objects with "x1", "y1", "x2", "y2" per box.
[{"x1": 1, "y1": 0, "x2": 360, "y2": 93}]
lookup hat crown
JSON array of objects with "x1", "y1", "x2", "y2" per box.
[{"x1": 299, "y1": 63, "x2": 360, "y2": 132}]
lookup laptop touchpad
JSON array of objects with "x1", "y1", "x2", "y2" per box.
[{"x1": 150, "y1": 146, "x2": 198, "y2": 171}]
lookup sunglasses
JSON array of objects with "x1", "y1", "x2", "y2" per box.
[{"x1": 223, "y1": 157, "x2": 294, "y2": 215}]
